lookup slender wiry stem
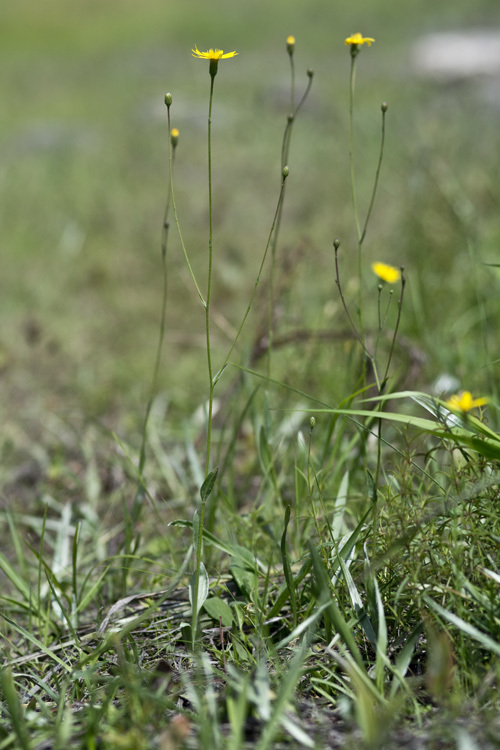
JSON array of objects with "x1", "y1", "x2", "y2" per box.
[
  {"x1": 349, "y1": 54, "x2": 362, "y2": 246},
  {"x1": 204, "y1": 72, "x2": 216, "y2": 477},
  {"x1": 131, "y1": 102, "x2": 175, "y2": 525},
  {"x1": 382, "y1": 269, "x2": 406, "y2": 390},
  {"x1": 191, "y1": 68, "x2": 217, "y2": 651},
  {"x1": 334, "y1": 241, "x2": 381, "y2": 392},
  {"x1": 268, "y1": 58, "x2": 314, "y2": 380},
  {"x1": 348, "y1": 51, "x2": 367, "y2": 368},
  {"x1": 169, "y1": 125, "x2": 205, "y2": 306},
  {"x1": 373, "y1": 270, "x2": 406, "y2": 545},
  {"x1": 361, "y1": 104, "x2": 387, "y2": 244},
  {"x1": 215, "y1": 174, "x2": 288, "y2": 382}
]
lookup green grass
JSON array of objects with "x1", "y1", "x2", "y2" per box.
[{"x1": 1, "y1": 0, "x2": 500, "y2": 747}]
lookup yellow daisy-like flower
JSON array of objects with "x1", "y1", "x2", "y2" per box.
[
  {"x1": 446, "y1": 391, "x2": 489, "y2": 412},
  {"x1": 345, "y1": 33, "x2": 375, "y2": 47},
  {"x1": 192, "y1": 46, "x2": 238, "y2": 77},
  {"x1": 191, "y1": 46, "x2": 238, "y2": 61},
  {"x1": 371, "y1": 262, "x2": 401, "y2": 284}
]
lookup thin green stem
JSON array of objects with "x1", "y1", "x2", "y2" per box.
[
  {"x1": 348, "y1": 52, "x2": 366, "y2": 359},
  {"x1": 170, "y1": 131, "x2": 205, "y2": 306},
  {"x1": 131, "y1": 105, "x2": 175, "y2": 525},
  {"x1": 382, "y1": 270, "x2": 406, "y2": 390},
  {"x1": 361, "y1": 105, "x2": 387, "y2": 244},
  {"x1": 205, "y1": 72, "x2": 216, "y2": 478},
  {"x1": 349, "y1": 55, "x2": 362, "y2": 246},
  {"x1": 334, "y1": 242, "x2": 381, "y2": 391},
  {"x1": 215, "y1": 175, "x2": 288, "y2": 382},
  {"x1": 268, "y1": 64, "x2": 313, "y2": 380},
  {"x1": 191, "y1": 70, "x2": 217, "y2": 651}
]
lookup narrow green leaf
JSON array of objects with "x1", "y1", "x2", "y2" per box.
[
  {"x1": 307, "y1": 407, "x2": 500, "y2": 461},
  {"x1": 0, "y1": 667, "x2": 32, "y2": 750},
  {"x1": 0, "y1": 613, "x2": 72, "y2": 673},
  {"x1": 331, "y1": 471, "x2": 349, "y2": 540},
  {"x1": 390, "y1": 622, "x2": 423, "y2": 698},
  {"x1": 189, "y1": 562, "x2": 209, "y2": 616},
  {"x1": 200, "y1": 468, "x2": 219, "y2": 503},
  {"x1": 280, "y1": 505, "x2": 297, "y2": 627},
  {"x1": 308, "y1": 542, "x2": 363, "y2": 667},
  {"x1": 338, "y1": 555, "x2": 376, "y2": 644},
  {"x1": 424, "y1": 596, "x2": 500, "y2": 656},
  {"x1": 0, "y1": 550, "x2": 30, "y2": 602},
  {"x1": 373, "y1": 574, "x2": 388, "y2": 692}
]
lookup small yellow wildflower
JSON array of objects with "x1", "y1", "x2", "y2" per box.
[
  {"x1": 446, "y1": 391, "x2": 489, "y2": 412},
  {"x1": 171, "y1": 127, "x2": 179, "y2": 147},
  {"x1": 192, "y1": 46, "x2": 238, "y2": 77},
  {"x1": 371, "y1": 262, "x2": 401, "y2": 284},
  {"x1": 287, "y1": 35, "x2": 295, "y2": 54},
  {"x1": 345, "y1": 33, "x2": 375, "y2": 47},
  {"x1": 191, "y1": 46, "x2": 238, "y2": 61}
]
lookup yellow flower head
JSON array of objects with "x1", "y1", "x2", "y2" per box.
[
  {"x1": 191, "y1": 46, "x2": 238, "y2": 61},
  {"x1": 192, "y1": 46, "x2": 238, "y2": 77},
  {"x1": 446, "y1": 391, "x2": 489, "y2": 412},
  {"x1": 170, "y1": 128, "x2": 179, "y2": 147},
  {"x1": 287, "y1": 35, "x2": 295, "y2": 45},
  {"x1": 371, "y1": 262, "x2": 401, "y2": 284},
  {"x1": 345, "y1": 33, "x2": 375, "y2": 47}
]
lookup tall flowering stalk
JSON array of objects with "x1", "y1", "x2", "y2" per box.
[
  {"x1": 345, "y1": 33, "x2": 375, "y2": 343},
  {"x1": 189, "y1": 46, "x2": 238, "y2": 649},
  {"x1": 131, "y1": 104, "x2": 179, "y2": 529},
  {"x1": 267, "y1": 36, "x2": 313, "y2": 379}
]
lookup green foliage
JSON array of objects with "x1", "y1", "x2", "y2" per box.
[{"x1": 1, "y1": 0, "x2": 500, "y2": 747}]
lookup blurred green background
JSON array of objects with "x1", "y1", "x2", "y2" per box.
[{"x1": 1, "y1": 0, "x2": 499, "y2": 438}]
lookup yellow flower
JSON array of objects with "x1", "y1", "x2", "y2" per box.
[
  {"x1": 170, "y1": 128, "x2": 179, "y2": 147},
  {"x1": 345, "y1": 33, "x2": 375, "y2": 47},
  {"x1": 287, "y1": 35, "x2": 295, "y2": 45},
  {"x1": 191, "y1": 46, "x2": 238, "y2": 61},
  {"x1": 446, "y1": 391, "x2": 489, "y2": 412},
  {"x1": 371, "y1": 262, "x2": 401, "y2": 284}
]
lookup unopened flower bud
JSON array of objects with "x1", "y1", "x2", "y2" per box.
[
  {"x1": 282, "y1": 165, "x2": 289, "y2": 179},
  {"x1": 165, "y1": 92, "x2": 172, "y2": 107},
  {"x1": 333, "y1": 238, "x2": 340, "y2": 250},
  {"x1": 381, "y1": 101, "x2": 388, "y2": 113},
  {"x1": 307, "y1": 68, "x2": 314, "y2": 79},
  {"x1": 310, "y1": 416, "x2": 316, "y2": 430}
]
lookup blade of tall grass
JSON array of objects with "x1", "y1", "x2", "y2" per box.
[
  {"x1": 424, "y1": 596, "x2": 500, "y2": 657},
  {"x1": 308, "y1": 542, "x2": 364, "y2": 668},
  {"x1": 280, "y1": 505, "x2": 297, "y2": 628},
  {"x1": 0, "y1": 667, "x2": 33, "y2": 750},
  {"x1": 0, "y1": 614, "x2": 73, "y2": 673}
]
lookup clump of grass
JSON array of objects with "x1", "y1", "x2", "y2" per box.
[{"x1": 1, "y1": 29, "x2": 500, "y2": 750}]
